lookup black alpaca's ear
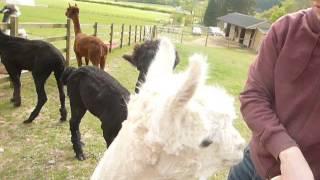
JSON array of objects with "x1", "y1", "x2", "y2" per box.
[
  {"x1": 68, "y1": 3, "x2": 71, "y2": 7},
  {"x1": 122, "y1": 54, "x2": 136, "y2": 66},
  {"x1": 75, "y1": 3, "x2": 77, "y2": 7}
]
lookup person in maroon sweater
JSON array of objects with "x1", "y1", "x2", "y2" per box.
[{"x1": 228, "y1": 1, "x2": 320, "y2": 180}]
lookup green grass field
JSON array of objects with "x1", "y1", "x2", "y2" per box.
[{"x1": 0, "y1": 44, "x2": 256, "y2": 179}]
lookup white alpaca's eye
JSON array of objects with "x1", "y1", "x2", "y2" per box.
[{"x1": 199, "y1": 138, "x2": 212, "y2": 148}]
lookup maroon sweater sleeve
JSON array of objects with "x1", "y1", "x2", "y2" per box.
[{"x1": 240, "y1": 25, "x2": 297, "y2": 159}]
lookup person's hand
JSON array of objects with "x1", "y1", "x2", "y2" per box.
[{"x1": 278, "y1": 146, "x2": 314, "y2": 180}]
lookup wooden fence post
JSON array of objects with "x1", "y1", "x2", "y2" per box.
[
  {"x1": 180, "y1": 29, "x2": 184, "y2": 44},
  {"x1": 120, "y1": 24, "x2": 124, "y2": 48},
  {"x1": 134, "y1": 25, "x2": 137, "y2": 43},
  {"x1": 93, "y1": 22, "x2": 98, "y2": 37},
  {"x1": 9, "y1": 16, "x2": 18, "y2": 37},
  {"x1": 143, "y1": 26, "x2": 146, "y2": 41},
  {"x1": 152, "y1": 25, "x2": 157, "y2": 39},
  {"x1": 128, "y1": 25, "x2": 131, "y2": 46},
  {"x1": 109, "y1": 23, "x2": 114, "y2": 53},
  {"x1": 65, "y1": 18, "x2": 72, "y2": 66},
  {"x1": 139, "y1": 25, "x2": 142, "y2": 42},
  {"x1": 205, "y1": 27, "x2": 209, "y2": 47}
]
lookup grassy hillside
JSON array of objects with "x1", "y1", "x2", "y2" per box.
[
  {"x1": 0, "y1": 0, "x2": 170, "y2": 58},
  {"x1": 15, "y1": 0, "x2": 170, "y2": 24},
  {"x1": 74, "y1": 0, "x2": 177, "y2": 14}
]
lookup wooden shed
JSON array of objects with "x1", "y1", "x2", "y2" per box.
[{"x1": 217, "y1": 12, "x2": 270, "y2": 50}]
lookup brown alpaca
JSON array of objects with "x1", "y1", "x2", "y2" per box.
[{"x1": 65, "y1": 4, "x2": 108, "y2": 70}]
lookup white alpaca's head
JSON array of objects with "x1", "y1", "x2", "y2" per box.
[{"x1": 125, "y1": 37, "x2": 245, "y2": 177}]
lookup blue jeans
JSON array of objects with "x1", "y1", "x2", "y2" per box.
[{"x1": 228, "y1": 146, "x2": 263, "y2": 180}]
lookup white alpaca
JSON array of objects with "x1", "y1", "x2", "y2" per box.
[{"x1": 91, "y1": 37, "x2": 245, "y2": 180}]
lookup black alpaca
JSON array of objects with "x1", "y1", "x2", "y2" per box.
[
  {"x1": 122, "y1": 39, "x2": 180, "y2": 93},
  {"x1": 61, "y1": 66, "x2": 130, "y2": 160},
  {"x1": 0, "y1": 30, "x2": 67, "y2": 123}
]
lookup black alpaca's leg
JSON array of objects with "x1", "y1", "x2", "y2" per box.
[
  {"x1": 100, "y1": 114, "x2": 122, "y2": 147},
  {"x1": 69, "y1": 102, "x2": 86, "y2": 160},
  {"x1": 54, "y1": 71, "x2": 67, "y2": 122},
  {"x1": 23, "y1": 74, "x2": 50, "y2": 123},
  {"x1": 101, "y1": 126, "x2": 115, "y2": 147},
  {"x1": 9, "y1": 70, "x2": 22, "y2": 106}
]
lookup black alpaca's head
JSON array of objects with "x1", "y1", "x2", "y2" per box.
[
  {"x1": 122, "y1": 39, "x2": 180, "y2": 93},
  {"x1": 0, "y1": 5, "x2": 20, "y2": 23}
]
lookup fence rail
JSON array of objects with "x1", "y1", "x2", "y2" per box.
[
  {"x1": 0, "y1": 16, "x2": 157, "y2": 69},
  {"x1": 20, "y1": 23, "x2": 67, "y2": 28}
]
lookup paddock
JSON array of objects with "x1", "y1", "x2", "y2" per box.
[{"x1": 0, "y1": 1, "x2": 254, "y2": 179}]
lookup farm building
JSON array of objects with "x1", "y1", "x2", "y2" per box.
[{"x1": 217, "y1": 12, "x2": 270, "y2": 51}]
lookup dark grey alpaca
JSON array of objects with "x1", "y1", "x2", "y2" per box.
[
  {"x1": 122, "y1": 39, "x2": 180, "y2": 93},
  {"x1": 0, "y1": 30, "x2": 67, "y2": 123},
  {"x1": 61, "y1": 66, "x2": 130, "y2": 160}
]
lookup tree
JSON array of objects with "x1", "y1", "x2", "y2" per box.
[
  {"x1": 256, "y1": 0, "x2": 282, "y2": 12},
  {"x1": 257, "y1": 0, "x2": 311, "y2": 22},
  {"x1": 226, "y1": 0, "x2": 256, "y2": 15},
  {"x1": 203, "y1": 0, "x2": 256, "y2": 26},
  {"x1": 203, "y1": 0, "x2": 220, "y2": 26}
]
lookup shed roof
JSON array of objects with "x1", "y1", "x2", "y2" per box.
[
  {"x1": 217, "y1": 12, "x2": 267, "y2": 29},
  {"x1": 257, "y1": 22, "x2": 271, "y2": 34}
]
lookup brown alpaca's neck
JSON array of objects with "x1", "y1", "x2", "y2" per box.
[{"x1": 71, "y1": 16, "x2": 82, "y2": 35}]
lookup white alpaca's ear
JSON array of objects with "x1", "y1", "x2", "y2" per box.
[
  {"x1": 170, "y1": 54, "x2": 207, "y2": 112},
  {"x1": 145, "y1": 54, "x2": 207, "y2": 152},
  {"x1": 144, "y1": 37, "x2": 176, "y2": 83}
]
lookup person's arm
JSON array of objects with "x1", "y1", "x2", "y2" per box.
[
  {"x1": 240, "y1": 24, "x2": 314, "y2": 179},
  {"x1": 240, "y1": 25, "x2": 296, "y2": 158}
]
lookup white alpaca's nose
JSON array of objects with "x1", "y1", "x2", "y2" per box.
[
  {"x1": 237, "y1": 139, "x2": 245, "y2": 151},
  {"x1": 233, "y1": 134, "x2": 245, "y2": 154},
  {"x1": 231, "y1": 128, "x2": 245, "y2": 151}
]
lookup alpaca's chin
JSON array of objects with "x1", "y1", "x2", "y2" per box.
[{"x1": 220, "y1": 152, "x2": 243, "y2": 167}]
